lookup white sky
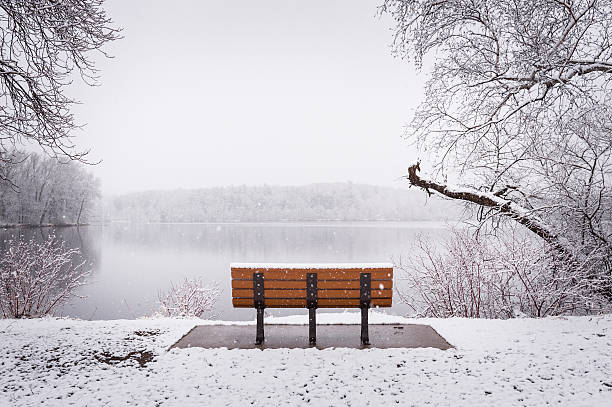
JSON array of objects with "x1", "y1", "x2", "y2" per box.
[{"x1": 70, "y1": 0, "x2": 425, "y2": 195}]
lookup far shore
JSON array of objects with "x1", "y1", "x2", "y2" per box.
[{"x1": 1, "y1": 219, "x2": 460, "y2": 229}]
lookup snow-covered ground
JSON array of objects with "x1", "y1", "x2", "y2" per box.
[{"x1": 1, "y1": 312, "x2": 610, "y2": 406}]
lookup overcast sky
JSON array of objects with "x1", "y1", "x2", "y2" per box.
[{"x1": 70, "y1": 0, "x2": 425, "y2": 195}]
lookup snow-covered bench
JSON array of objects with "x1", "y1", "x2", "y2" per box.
[{"x1": 231, "y1": 263, "x2": 393, "y2": 346}]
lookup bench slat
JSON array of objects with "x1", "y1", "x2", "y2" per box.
[
  {"x1": 318, "y1": 298, "x2": 392, "y2": 307},
  {"x1": 232, "y1": 288, "x2": 393, "y2": 299},
  {"x1": 319, "y1": 280, "x2": 393, "y2": 290},
  {"x1": 232, "y1": 279, "x2": 393, "y2": 290},
  {"x1": 232, "y1": 298, "x2": 392, "y2": 308},
  {"x1": 233, "y1": 298, "x2": 306, "y2": 308},
  {"x1": 231, "y1": 266, "x2": 392, "y2": 272},
  {"x1": 319, "y1": 289, "x2": 391, "y2": 299},
  {"x1": 231, "y1": 269, "x2": 393, "y2": 280},
  {"x1": 231, "y1": 280, "x2": 305, "y2": 289},
  {"x1": 232, "y1": 289, "x2": 306, "y2": 299}
]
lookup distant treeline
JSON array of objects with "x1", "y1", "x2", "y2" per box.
[
  {"x1": 0, "y1": 152, "x2": 100, "y2": 226},
  {"x1": 111, "y1": 183, "x2": 461, "y2": 222}
]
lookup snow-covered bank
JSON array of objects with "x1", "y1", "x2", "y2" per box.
[{"x1": 1, "y1": 313, "x2": 611, "y2": 406}]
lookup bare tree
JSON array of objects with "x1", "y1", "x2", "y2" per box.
[
  {"x1": 0, "y1": 0, "x2": 119, "y2": 184},
  {"x1": 397, "y1": 227, "x2": 608, "y2": 318},
  {"x1": 0, "y1": 235, "x2": 90, "y2": 318},
  {"x1": 157, "y1": 278, "x2": 220, "y2": 318},
  {"x1": 382, "y1": 0, "x2": 612, "y2": 299}
]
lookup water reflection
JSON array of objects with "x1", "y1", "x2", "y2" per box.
[{"x1": 0, "y1": 222, "x2": 447, "y2": 320}]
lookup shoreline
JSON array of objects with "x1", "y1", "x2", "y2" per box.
[{"x1": 0, "y1": 223, "x2": 93, "y2": 229}]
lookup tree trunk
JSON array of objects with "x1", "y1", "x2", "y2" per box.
[
  {"x1": 39, "y1": 187, "x2": 54, "y2": 225},
  {"x1": 76, "y1": 196, "x2": 86, "y2": 225}
]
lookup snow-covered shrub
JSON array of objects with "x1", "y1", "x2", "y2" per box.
[
  {"x1": 0, "y1": 235, "x2": 90, "y2": 318},
  {"x1": 157, "y1": 278, "x2": 219, "y2": 318},
  {"x1": 397, "y1": 228, "x2": 608, "y2": 318}
]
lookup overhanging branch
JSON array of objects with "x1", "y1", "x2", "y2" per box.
[{"x1": 407, "y1": 162, "x2": 568, "y2": 254}]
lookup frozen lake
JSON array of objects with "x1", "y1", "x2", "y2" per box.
[{"x1": 0, "y1": 222, "x2": 450, "y2": 320}]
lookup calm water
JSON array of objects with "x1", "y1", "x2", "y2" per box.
[{"x1": 0, "y1": 222, "x2": 449, "y2": 320}]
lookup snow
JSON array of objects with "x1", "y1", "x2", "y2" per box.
[
  {"x1": 230, "y1": 262, "x2": 394, "y2": 269},
  {"x1": 438, "y1": 181, "x2": 557, "y2": 240},
  {"x1": 1, "y1": 313, "x2": 611, "y2": 406}
]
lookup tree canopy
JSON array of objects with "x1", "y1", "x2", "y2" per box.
[
  {"x1": 0, "y1": 0, "x2": 118, "y2": 184},
  {"x1": 382, "y1": 0, "x2": 612, "y2": 298}
]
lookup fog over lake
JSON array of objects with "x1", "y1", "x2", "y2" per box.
[{"x1": 0, "y1": 222, "x2": 449, "y2": 321}]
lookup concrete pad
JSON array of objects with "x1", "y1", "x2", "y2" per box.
[{"x1": 171, "y1": 324, "x2": 453, "y2": 350}]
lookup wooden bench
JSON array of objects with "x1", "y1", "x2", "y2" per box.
[{"x1": 231, "y1": 263, "x2": 393, "y2": 346}]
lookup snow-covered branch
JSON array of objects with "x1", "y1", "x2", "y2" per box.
[
  {"x1": 406, "y1": 162, "x2": 568, "y2": 253},
  {"x1": 0, "y1": 0, "x2": 119, "y2": 183},
  {"x1": 396, "y1": 227, "x2": 609, "y2": 318},
  {"x1": 157, "y1": 278, "x2": 219, "y2": 318},
  {"x1": 385, "y1": 0, "x2": 612, "y2": 302},
  {"x1": 0, "y1": 235, "x2": 90, "y2": 318}
]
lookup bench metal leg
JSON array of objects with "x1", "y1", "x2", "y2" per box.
[
  {"x1": 360, "y1": 272, "x2": 371, "y2": 346},
  {"x1": 309, "y1": 308, "x2": 316, "y2": 345},
  {"x1": 255, "y1": 308, "x2": 264, "y2": 345},
  {"x1": 361, "y1": 307, "x2": 370, "y2": 345},
  {"x1": 306, "y1": 272, "x2": 318, "y2": 346}
]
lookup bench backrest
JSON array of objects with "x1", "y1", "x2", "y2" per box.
[{"x1": 231, "y1": 263, "x2": 393, "y2": 308}]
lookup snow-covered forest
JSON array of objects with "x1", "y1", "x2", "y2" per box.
[
  {"x1": 111, "y1": 183, "x2": 461, "y2": 223},
  {"x1": 0, "y1": 152, "x2": 100, "y2": 226}
]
